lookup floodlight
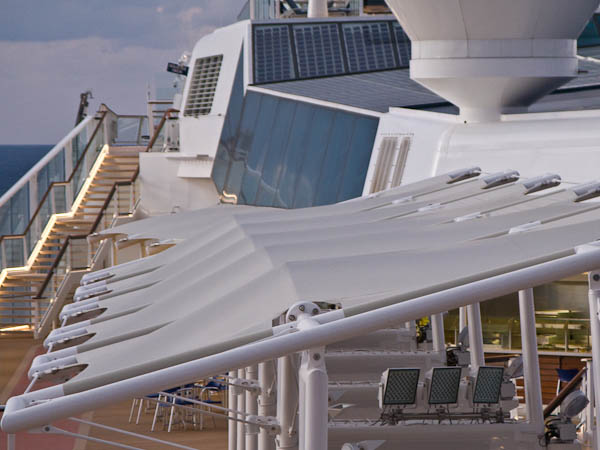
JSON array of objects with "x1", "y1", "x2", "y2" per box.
[
  {"x1": 429, "y1": 367, "x2": 462, "y2": 405},
  {"x1": 504, "y1": 356, "x2": 524, "y2": 379},
  {"x1": 457, "y1": 327, "x2": 469, "y2": 348},
  {"x1": 473, "y1": 367, "x2": 504, "y2": 404},
  {"x1": 380, "y1": 368, "x2": 420, "y2": 407},
  {"x1": 481, "y1": 170, "x2": 520, "y2": 189},
  {"x1": 447, "y1": 166, "x2": 482, "y2": 183},
  {"x1": 561, "y1": 390, "x2": 589, "y2": 419}
]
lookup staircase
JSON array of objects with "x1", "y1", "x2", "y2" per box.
[{"x1": 0, "y1": 146, "x2": 143, "y2": 330}]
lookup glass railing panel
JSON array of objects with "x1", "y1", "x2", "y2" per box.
[
  {"x1": 115, "y1": 117, "x2": 146, "y2": 145},
  {"x1": 3, "y1": 237, "x2": 25, "y2": 267},
  {"x1": 53, "y1": 184, "x2": 68, "y2": 213}
]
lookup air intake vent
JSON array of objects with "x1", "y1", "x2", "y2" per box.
[
  {"x1": 369, "y1": 136, "x2": 411, "y2": 194},
  {"x1": 184, "y1": 55, "x2": 223, "y2": 117}
]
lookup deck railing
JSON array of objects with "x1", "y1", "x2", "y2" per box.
[{"x1": 0, "y1": 106, "x2": 148, "y2": 270}]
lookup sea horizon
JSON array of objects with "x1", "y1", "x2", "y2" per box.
[{"x1": 0, "y1": 144, "x2": 53, "y2": 197}]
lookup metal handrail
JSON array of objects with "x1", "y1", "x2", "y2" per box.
[
  {"x1": 147, "y1": 108, "x2": 178, "y2": 150},
  {"x1": 543, "y1": 366, "x2": 586, "y2": 418},
  {"x1": 0, "y1": 113, "x2": 106, "y2": 248}
]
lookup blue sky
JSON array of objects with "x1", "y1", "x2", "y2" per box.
[{"x1": 0, "y1": 0, "x2": 246, "y2": 144}]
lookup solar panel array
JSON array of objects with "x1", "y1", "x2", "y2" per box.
[
  {"x1": 342, "y1": 22, "x2": 397, "y2": 72},
  {"x1": 254, "y1": 25, "x2": 296, "y2": 84},
  {"x1": 253, "y1": 19, "x2": 412, "y2": 84},
  {"x1": 294, "y1": 24, "x2": 345, "y2": 78}
]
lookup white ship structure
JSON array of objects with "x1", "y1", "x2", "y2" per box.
[{"x1": 3, "y1": 0, "x2": 600, "y2": 449}]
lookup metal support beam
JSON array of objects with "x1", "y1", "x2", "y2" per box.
[
  {"x1": 430, "y1": 313, "x2": 445, "y2": 353},
  {"x1": 276, "y1": 355, "x2": 298, "y2": 449},
  {"x1": 7, "y1": 434, "x2": 15, "y2": 450},
  {"x1": 298, "y1": 347, "x2": 328, "y2": 450},
  {"x1": 229, "y1": 370, "x2": 238, "y2": 450},
  {"x1": 246, "y1": 365, "x2": 259, "y2": 450},
  {"x1": 518, "y1": 288, "x2": 544, "y2": 434},
  {"x1": 459, "y1": 306, "x2": 467, "y2": 332},
  {"x1": 259, "y1": 361, "x2": 277, "y2": 450},
  {"x1": 238, "y1": 368, "x2": 246, "y2": 450},
  {"x1": 588, "y1": 271, "x2": 600, "y2": 450},
  {"x1": 467, "y1": 303, "x2": 485, "y2": 369}
]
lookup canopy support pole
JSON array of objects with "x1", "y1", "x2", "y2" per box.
[
  {"x1": 7, "y1": 434, "x2": 15, "y2": 450},
  {"x1": 259, "y1": 361, "x2": 277, "y2": 450},
  {"x1": 588, "y1": 270, "x2": 600, "y2": 450},
  {"x1": 459, "y1": 306, "x2": 467, "y2": 332},
  {"x1": 276, "y1": 355, "x2": 298, "y2": 450},
  {"x1": 430, "y1": 313, "x2": 445, "y2": 354},
  {"x1": 237, "y1": 368, "x2": 246, "y2": 450},
  {"x1": 298, "y1": 346, "x2": 327, "y2": 450},
  {"x1": 467, "y1": 303, "x2": 485, "y2": 369},
  {"x1": 229, "y1": 370, "x2": 238, "y2": 450},
  {"x1": 584, "y1": 359, "x2": 598, "y2": 449},
  {"x1": 518, "y1": 288, "x2": 544, "y2": 435},
  {"x1": 246, "y1": 365, "x2": 259, "y2": 450}
]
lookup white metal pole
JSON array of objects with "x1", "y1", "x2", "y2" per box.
[
  {"x1": 276, "y1": 356, "x2": 298, "y2": 450},
  {"x1": 585, "y1": 359, "x2": 597, "y2": 449},
  {"x1": 430, "y1": 313, "x2": 445, "y2": 353},
  {"x1": 246, "y1": 365, "x2": 259, "y2": 450},
  {"x1": 588, "y1": 271, "x2": 600, "y2": 450},
  {"x1": 259, "y1": 361, "x2": 276, "y2": 450},
  {"x1": 237, "y1": 368, "x2": 246, "y2": 450},
  {"x1": 229, "y1": 370, "x2": 238, "y2": 450},
  {"x1": 518, "y1": 288, "x2": 544, "y2": 434},
  {"x1": 307, "y1": 0, "x2": 328, "y2": 17},
  {"x1": 467, "y1": 303, "x2": 485, "y2": 369},
  {"x1": 459, "y1": 306, "x2": 467, "y2": 331},
  {"x1": 7, "y1": 434, "x2": 15, "y2": 450},
  {"x1": 300, "y1": 348, "x2": 328, "y2": 450}
]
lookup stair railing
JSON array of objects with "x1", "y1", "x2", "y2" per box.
[{"x1": 33, "y1": 109, "x2": 178, "y2": 336}]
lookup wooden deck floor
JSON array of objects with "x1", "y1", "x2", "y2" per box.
[{"x1": 0, "y1": 336, "x2": 227, "y2": 449}]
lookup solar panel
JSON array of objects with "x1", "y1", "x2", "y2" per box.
[
  {"x1": 253, "y1": 25, "x2": 296, "y2": 84},
  {"x1": 428, "y1": 367, "x2": 462, "y2": 405},
  {"x1": 393, "y1": 23, "x2": 412, "y2": 67},
  {"x1": 342, "y1": 22, "x2": 397, "y2": 73},
  {"x1": 473, "y1": 367, "x2": 504, "y2": 404},
  {"x1": 293, "y1": 24, "x2": 345, "y2": 78},
  {"x1": 382, "y1": 368, "x2": 420, "y2": 406}
]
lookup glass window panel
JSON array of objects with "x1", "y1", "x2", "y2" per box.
[
  {"x1": 292, "y1": 108, "x2": 335, "y2": 208},
  {"x1": 273, "y1": 103, "x2": 315, "y2": 208},
  {"x1": 337, "y1": 116, "x2": 378, "y2": 202},
  {"x1": 314, "y1": 112, "x2": 355, "y2": 206},
  {"x1": 239, "y1": 95, "x2": 280, "y2": 204},
  {"x1": 224, "y1": 92, "x2": 263, "y2": 196},
  {"x1": 212, "y1": 52, "x2": 245, "y2": 193},
  {"x1": 578, "y1": 17, "x2": 600, "y2": 47},
  {"x1": 255, "y1": 99, "x2": 296, "y2": 206},
  {"x1": 392, "y1": 23, "x2": 412, "y2": 67}
]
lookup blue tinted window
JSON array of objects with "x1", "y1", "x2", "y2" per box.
[
  {"x1": 239, "y1": 94, "x2": 280, "y2": 203},
  {"x1": 255, "y1": 99, "x2": 296, "y2": 206},
  {"x1": 215, "y1": 92, "x2": 378, "y2": 208},
  {"x1": 292, "y1": 108, "x2": 335, "y2": 208},
  {"x1": 314, "y1": 113, "x2": 355, "y2": 205},
  {"x1": 293, "y1": 24, "x2": 345, "y2": 78},
  {"x1": 274, "y1": 103, "x2": 315, "y2": 208},
  {"x1": 338, "y1": 116, "x2": 379, "y2": 201},
  {"x1": 578, "y1": 17, "x2": 600, "y2": 47},
  {"x1": 213, "y1": 50, "x2": 245, "y2": 192}
]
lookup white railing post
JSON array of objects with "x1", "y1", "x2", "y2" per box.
[
  {"x1": 276, "y1": 355, "x2": 298, "y2": 450},
  {"x1": 459, "y1": 306, "x2": 467, "y2": 332},
  {"x1": 246, "y1": 365, "x2": 259, "y2": 450},
  {"x1": 237, "y1": 368, "x2": 246, "y2": 450},
  {"x1": 430, "y1": 313, "x2": 445, "y2": 354},
  {"x1": 7, "y1": 434, "x2": 15, "y2": 450},
  {"x1": 229, "y1": 370, "x2": 238, "y2": 450},
  {"x1": 584, "y1": 359, "x2": 597, "y2": 449},
  {"x1": 588, "y1": 270, "x2": 600, "y2": 450},
  {"x1": 467, "y1": 302, "x2": 485, "y2": 369},
  {"x1": 518, "y1": 288, "x2": 544, "y2": 434},
  {"x1": 259, "y1": 361, "x2": 277, "y2": 450},
  {"x1": 298, "y1": 346, "x2": 327, "y2": 450}
]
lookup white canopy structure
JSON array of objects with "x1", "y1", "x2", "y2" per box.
[{"x1": 4, "y1": 169, "x2": 600, "y2": 439}]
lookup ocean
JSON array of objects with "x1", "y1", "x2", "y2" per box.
[{"x1": 0, "y1": 145, "x2": 53, "y2": 197}]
